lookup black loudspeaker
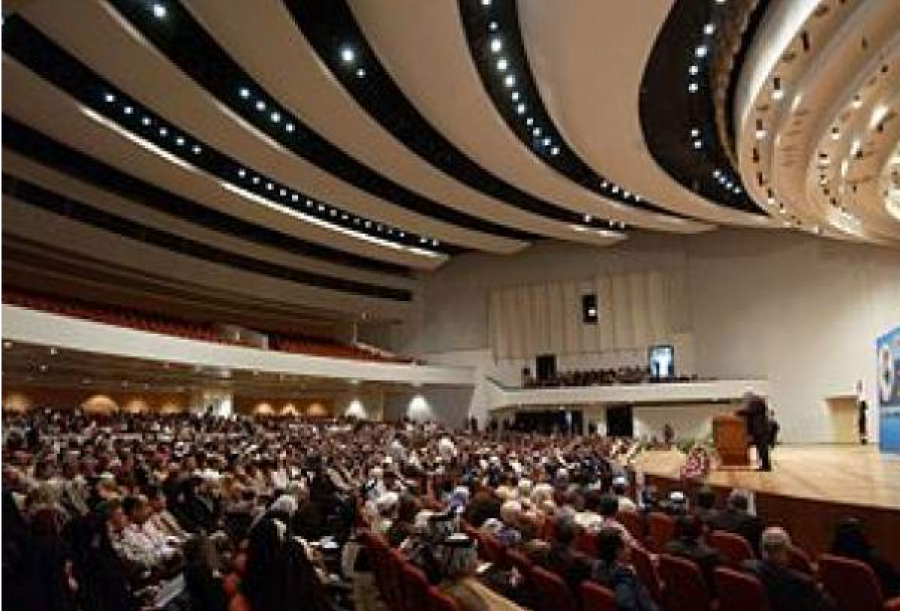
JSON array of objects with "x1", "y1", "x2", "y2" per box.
[
  {"x1": 536, "y1": 354, "x2": 557, "y2": 382},
  {"x1": 582, "y1": 294, "x2": 598, "y2": 324},
  {"x1": 606, "y1": 405, "x2": 634, "y2": 437}
]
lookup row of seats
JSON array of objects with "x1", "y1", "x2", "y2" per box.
[
  {"x1": 4, "y1": 289, "x2": 412, "y2": 364},
  {"x1": 476, "y1": 512, "x2": 900, "y2": 611}
]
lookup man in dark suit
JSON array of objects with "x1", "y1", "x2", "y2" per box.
[
  {"x1": 709, "y1": 490, "x2": 763, "y2": 556},
  {"x1": 742, "y1": 527, "x2": 835, "y2": 611},
  {"x1": 665, "y1": 514, "x2": 721, "y2": 590},
  {"x1": 738, "y1": 393, "x2": 772, "y2": 471},
  {"x1": 541, "y1": 517, "x2": 593, "y2": 595}
]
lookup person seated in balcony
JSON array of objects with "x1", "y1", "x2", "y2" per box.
[{"x1": 742, "y1": 527, "x2": 834, "y2": 611}]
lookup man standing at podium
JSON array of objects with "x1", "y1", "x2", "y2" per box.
[{"x1": 738, "y1": 393, "x2": 772, "y2": 472}]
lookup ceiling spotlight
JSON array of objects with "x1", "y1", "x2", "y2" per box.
[
  {"x1": 340, "y1": 46, "x2": 356, "y2": 63},
  {"x1": 291, "y1": 193, "x2": 299, "y2": 202},
  {"x1": 330, "y1": 209, "x2": 337, "y2": 216},
  {"x1": 104, "y1": 92, "x2": 116, "y2": 103},
  {"x1": 252, "y1": 176, "x2": 260, "y2": 184},
  {"x1": 271, "y1": 111, "x2": 281, "y2": 123},
  {"x1": 141, "y1": 116, "x2": 152, "y2": 126},
  {"x1": 690, "y1": 127, "x2": 700, "y2": 138},
  {"x1": 151, "y1": 3, "x2": 167, "y2": 19},
  {"x1": 432, "y1": 239, "x2": 439, "y2": 246},
  {"x1": 516, "y1": 103, "x2": 526, "y2": 114},
  {"x1": 50, "y1": 347, "x2": 58, "y2": 356},
  {"x1": 733, "y1": 186, "x2": 742, "y2": 194},
  {"x1": 488, "y1": 21, "x2": 499, "y2": 32},
  {"x1": 285, "y1": 122, "x2": 295, "y2": 133},
  {"x1": 612, "y1": 186, "x2": 620, "y2": 194},
  {"x1": 399, "y1": 231, "x2": 405, "y2": 238},
  {"x1": 511, "y1": 91, "x2": 520, "y2": 101},
  {"x1": 356, "y1": 67, "x2": 366, "y2": 78},
  {"x1": 688, "y1": 82, "x2": 699, "y2": 93},
  {"x1": 496, "y1": 58, "x2": 509, "y2": 71},
  {"x1": 532, "y1": 127, "x2": 541, "y2": 136},
  {"x1": 317, "y1": 204, "x2": 325, "y2": 212},
  {"x1": 542, "y1": 137, "x2": 551, "y2": 146},
  {"x1": 525, "y1": 117, "x2": 534, "y2": 126},
  {"x1": 175, "y1": 136, "x2": 185, "y2": 146},
  {"x1": 192, "y1": 144, "x2": 201, "y2": 154},
  {"x1": 123, "y1": 105, "x2": 133, "y2": 115},
  {"x1": 703, "y1": 23, "x2": 716, "y2": 35},
  {"x1": 266, "y1": 182, "x2": 274, "y2": 190},
  {"x1": 713, "y1": 169, "x2": 721, "y2": 178},
  {"x1": 695, "y1": 45, "x2": 708, "y2": 58},
  {"x1": 601, "y1": 180, "x2": 608, "y2": 188},
  {"x1": 255, "y1": 100, "x2": 266, "y2": 111},
  {"x1": 279, "y1": 188, "x2": 287, "y2": 196},
  {"x1": 693, "y1": 139, "x2": 702, "y2": 149},
  {"x1": 551, "y1": 146, "x2": 560, "y2": 155},
  {"x1": 504, "y1": 75, "x2": 516, "y2": 87},
  {"x1": 159, "y1": 127, "x2": 168, "y2": 136},
  {"x1": 238, "y1": 168, "x2": 246, "y2": 178},
  {"x1": 490, "y1": 38, "x2": 503, "y2": 53},
  {"x1": 305, "y1": 198, "x2": 313, "y2": 206},
  {"x1": 239, "y1": 87, "x2": 250, "y2": 99},
  {"x1": 481, "y1": 0, "x2": 491, "y2": 5},
  {"x1": 689, "y1": 65, "x2": 699, "y2": 75}
]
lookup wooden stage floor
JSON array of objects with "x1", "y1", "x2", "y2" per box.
[{"x1": 632, "y1": 444, "x2": 900, "y2": 511}]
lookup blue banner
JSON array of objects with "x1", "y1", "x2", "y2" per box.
[{"x1": 878, "y1": 326, "x2": 900, "y2": 453}]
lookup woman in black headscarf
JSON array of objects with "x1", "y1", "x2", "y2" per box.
[{"x1": 830, "y1": 517, "x2": 900, "y2": 597}]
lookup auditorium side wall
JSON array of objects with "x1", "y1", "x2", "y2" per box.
[{"x1": 397, "y1": 230, "x2": 900, "y2": 443}]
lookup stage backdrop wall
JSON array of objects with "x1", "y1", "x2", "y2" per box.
[{"x1": 878, "y1": 326, "x2": 900, "y2": 453}]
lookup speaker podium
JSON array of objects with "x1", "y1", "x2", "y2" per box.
[{"x1": 713, "y1": 414, "x2": 750, "y2": 467}]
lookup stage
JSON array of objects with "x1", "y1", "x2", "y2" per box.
[{"x1": 631, "y1": 444, "x2": 900, "y2": 564}]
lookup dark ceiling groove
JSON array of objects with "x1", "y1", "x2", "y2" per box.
[
  {"x1": 3, "y1": 175, "x2": 413, "y2": 302},
  {"x1": 1, "y1": 16, "x2": 462, "y2": 255},
  {"x1": 285, "y1": 0, "x2": 617, "y2": 229},
  {"x1": 638, "y1": 0, "x2": 767, "y2": 214},
  {"x1": 457, "y1": 0, "x2": 697, "y2": 224},
  {"x1": 102, "y1": 0, "x2": 536, "y2": 243},
  {"x1": 2, "y1": 116, "x2": 413, "y2": 277}
]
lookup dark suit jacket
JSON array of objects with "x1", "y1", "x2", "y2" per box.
[
  {"x1": 541, "y1": 543, "x2": 594, "y2": 595},
  {"x1": 664, "y1": 538, "x2": 721, "y2": 591},
  {"x1": 742, "y1": 559, "x2": 835, "y2": 611}
]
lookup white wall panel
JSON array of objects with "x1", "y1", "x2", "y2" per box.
[
  {"x1": 611, "y1": 274, "x2": 634, "y2": 349},
  {"x1": 547, "y1": 283, "x2": 566, "y2": 354},
  {"x1": 630, "y1": 272, "x2": 651, "y2": 347},
  {"x1": 597, "y1": 276, "x2": 615, "y2": 351}
]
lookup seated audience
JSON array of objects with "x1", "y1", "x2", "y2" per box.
[
  {"x1": 709, "y1": 489, "x2": 763, "y2": 555},
  {"x1": 536, "y1": 516, "x2": 593, "y2": 595},
  {"x1": 437, "y1": 533, "x2": 526, "y2": 611},
  {"x1": 742, "y1": 527, "x2": 835, "y2": 611},
  {"x1": 829, "y1": 517, "x2": 900, "y2": 597},
  {"x1": 592, "y1": 528, "x2": 659, "y2": 611},
  {"x1": 664, "y1": 514, "x2": 720, "y2": 590},
  {"x1": 693, "y1": 486, "x2": 719, "y2": 527}
]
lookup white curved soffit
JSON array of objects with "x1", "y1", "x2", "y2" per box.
[
  {"x1": 347, "y1": 0, "x2": 712, "y2": 235},
  {"x1": 1, "y1": 56, "x2": 449, "y2": 270},
  {"x1": 735, "y1": 0, "x2": 900, "y2": 244},
  {"x1": 183, "y1": 0, "x2": 625, "y2": 248},
  {"x1": 2, "y1": 198, "x2": 414, "y2": 321},
  {"x1": 18, "y1": 0, "x2": 523, "y2": 255},
  {"x1": 516, "y1": 0, "x2": 775, "y2": 228},
  {"x1": 2, "y1": 150, "x2": 416, "y2": 292}
]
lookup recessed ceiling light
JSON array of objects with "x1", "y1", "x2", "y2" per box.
[
  {"x1": 496, "y1": 58, "x2": 509, "y2": 71},
  {"x1": 356, "y1": 67, "x2": 366, "y2": 78},
  {"x1": 551, "y1": 146, "x2": 560, "y2": 155},
  {"x1": 279, "y1": 188, "x2": 287, "y2": 196},
  {"x1": 542, "y1": 137, "x2": 551, "y2": 146},
  {"x1": 266, "y1": 182, "x2": 274, "y2": 190},
  {"x1": 695, "y1": 45, "x2": 708, "y2": 58},
  {"x1": 511, "y1": 91, "x2": 520, "y2": 101},
  {"x1": 291, "y1": 193, "x2": 299, "y2": 202},
  {"x1": 341, "y1": 47, "x2": 356, "y2": 63},
  {"x1": 285, "y1": 123, "x2": 295, "y2": 133},
  {"x1": 175, "y1": 136, "x2": 185, "y2": 146},
  {"x1": 104, "y1": 92, "x2": 116, "y2": 103},
  {"x1": 481, "y1": 0, "x2": 491, "y2": 5},
  {"x1": 123, "y1": 106, "x2": 133, "y2": 115},
  {"x1": 255, "y1": 100, "x2": 266, "y2": 111},
  {"x1": 689, "y1": 65, "x2": 699, "y2": 75},
  {"x1": 239, "y1": 87, "x2": 250, "y2": 99},
  {"x1": 733, "y1": 186, "x2": 742, "y2": 194},
  {"x1": 159, "y1": 127, "x2": 168, "y2": 136},
  {"x1": 693, "y1": 140, "x2": 702, "y2": 149},
  {"x1": 713, "y1": 169, "x2": 721, "y2": 178},
  {"x1": 152, "y1": 3, "x2": 167, "y2": 19},
  {"x1": 270, "y1": 111, "x2": 281, "y2": 123},
  {"x1": 612, "y1": 186, "x2": 620, "y2": 194},
  {"x1": 690, "y1": 128, "x2": 700, "y2": 138},
  {"x1": 688, "y1": 82, "x2": 699, "y2": 93},
  {"x1": 516, "y1": 103, "x2": 526, "y2": 114},
  {"x1": 252, "y1": 176, "x2": 260, "y2": 184},
  {"x1": 238, "y1": 168, "x2": 246, "y2": 178},
  {"x1": 532, "y1": 127, "x2": 541, "y2": 136},
  {"x1": 504, "y1": 75, "x2": 516, "y2": 87},
  {"x1": 141, "y1": 116, "x2": 152, "y2": 126},
  {"x1": 703, "y1": 23, "x2": 715, "y2": 35},
  {"x1": 489, "y1": 21, "x2": 499, "y2": 32},
  {"x1": 525, "y1": 117, "x2": 534, "y2": 126},
  {"x1": 490, "y1": 38, "x2": 503, "y2": 53}
]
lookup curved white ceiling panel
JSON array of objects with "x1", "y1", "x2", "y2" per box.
[
  {"x1": 517, "y1": 0, "x2": 777, "y2": 228},
  {"x1": 1, "y1": 56, "x2": 448, "y2": 271},
  {"x1": 17, "y1": 0, "x2": 523, "y2": 255},
  {"x1": 347, "y1": 0, "x2": 711, "y2": 235},
  {"x1": 181, "y1": 0, "x2": 627, "y2": 248}
]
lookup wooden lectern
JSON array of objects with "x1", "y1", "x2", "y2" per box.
[{"x1": 713, "y1": 414, "x2": 750, "y2": 467}]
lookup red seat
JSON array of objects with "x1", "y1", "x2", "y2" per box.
[
  {"x1": 576, "y1": 530, "x2": 599, "y2": 557},
  {"x1": 401, "y1": 562, "x2": 431, "y2": 611},
  {"x1": 787, "y1": 545, "x2": 815, "y2": 576},
  {"x1": 531, "y1": 566, "x2": 579, "y2": 611},
  {"x1": 427, "y1": 586, "x2": 462, "y2": 611},
  {"x1": 819, "y1": 554, "x2": 900, "y2": 611},
  {"x1": 580, "y1": 581, "x2": 616, "y2": 611},
  {"x1": 709, "y1": 530, "x2": 755, "y2": 567},
  {"x1": 714, "y1": 567, "x2": 771, "y2": 611},
  {"x1": 646, "y1": 513, "x2": 675, "y2": 553},
  {"x1": 658, "y1": 553, "x2": 711, "y2": 611},
  {"x1": 630, "y1": 544, "x2": 663, "y2": 604},
  {"x1": 617, "y1": 511, "x2": 645, "y2": 542}
]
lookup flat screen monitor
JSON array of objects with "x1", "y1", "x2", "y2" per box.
[{"x1": 648, "y1": 344, "x2": 675, "y2": 379}]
